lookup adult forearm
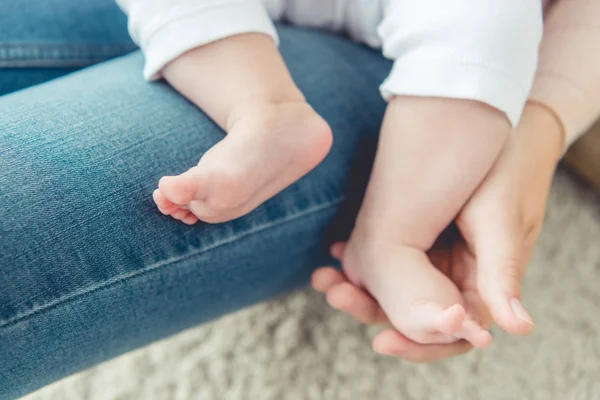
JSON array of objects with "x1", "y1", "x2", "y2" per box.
[{"x1": 529, "y1": 0, "x2": 600, "y2": 150}]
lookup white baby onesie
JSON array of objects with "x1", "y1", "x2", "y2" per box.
[{"x1": 116, "y1": 0, "x2": 543, "y2": 126}]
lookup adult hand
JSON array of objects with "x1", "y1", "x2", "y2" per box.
[{"x1": 312, "y1": 103, "x2": 564, "y2": 361}]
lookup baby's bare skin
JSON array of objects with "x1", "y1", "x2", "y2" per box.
[
  {"x1": 153, "y1": 34, "x2": 332, "y2": 224},
  {"x1": 341, "y1": 97, "x2": 510, "y2": 347},
  {"x1": 154, "y1": 33, "x2": 504, "y2": 347},
  {"x1": 313, "y1": 104, "x2": 559, "y2": 358}
]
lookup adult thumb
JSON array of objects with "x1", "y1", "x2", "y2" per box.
[{"x1": 476, "y1": 232, "x2": 535, "y2": 336}]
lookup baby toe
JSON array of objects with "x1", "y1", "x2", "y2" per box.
[
  {"x1": 435, "y1": 304, "x2": 467, "y2": 335},
  {"x1": 153, "y1": 189, "x2": 179, "y2": 215},
  {"x1": 158, "y1": 167, "x2": 203, "y2": 205}
]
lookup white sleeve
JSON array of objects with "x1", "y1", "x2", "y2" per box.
[
  {"x1": 116, "y1": 0, "x2": 278, "y2": 80},
  {"x1": 378, "y1": 0, "x2": 543, "y2": 126}
]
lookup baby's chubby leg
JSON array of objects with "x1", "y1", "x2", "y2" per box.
[
  {"x1": 153, "y1": 33, "x2": 332, "y2": 224},
  {"x1": 341, "y1": 96, "x2": 510, "y2": 347}
]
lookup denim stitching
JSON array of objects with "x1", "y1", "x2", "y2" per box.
[
  {"x1": 0, "y1": 43, "x2": 137, "y2": 67},
  {"x1": 0, "y1": 198, "x2": 344, "y2": 329}
]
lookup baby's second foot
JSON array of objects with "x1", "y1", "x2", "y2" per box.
[
  {"x1": 329, "y1": 97, "x2": 505, "y2": 348},
  {"x1": 153, "y1": 101, "x2": 332, "y2": 224},
  {"x1": 339, "y1": 229, "x2": 492, "y2": 348}
]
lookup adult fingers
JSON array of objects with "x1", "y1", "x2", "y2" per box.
[
  {"x1": 326, "y1": 281, "x2": 391, "y2": 325},
  {"x1": 330, "y1": 241, "x2": 346, "y2": 260},
  {"x1": 372, "y1": 329, "x2": 473, "y2": 362},
  {"x1": 311, "y1": 267, "x2": 346, "y2": 293},
  {"x1": 475, "y1": 229, "x2": 535, "y2": 335}
]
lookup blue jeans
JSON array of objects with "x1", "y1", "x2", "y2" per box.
[{"x1": 0, "y1": 1, "x2": 391, "y2": 398}]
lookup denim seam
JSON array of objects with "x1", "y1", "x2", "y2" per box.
[
  {"x1": 0, "y1": 198, "x2": 344, "y2": 329},
  {"x1": 0, "y1": 43, "x2": 137, "y2": 67}
]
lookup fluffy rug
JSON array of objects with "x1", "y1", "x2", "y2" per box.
[{"x1": 24, "y1": 169, "x2": 600, "y2": 400}]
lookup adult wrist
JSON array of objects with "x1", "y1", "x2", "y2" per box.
[{"x1": 519, "y1": 102, "x2": 565, "y2": 164}]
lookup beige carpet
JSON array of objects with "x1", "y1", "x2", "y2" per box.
[{"x1": 24, "y1": 169, "x2": 600, "y2": 400}]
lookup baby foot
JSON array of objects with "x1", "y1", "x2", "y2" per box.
[
  {"x1": 340, "y1": 231, "x2": 492, "y2": 348},
  {"x1": 153, "y1": 101, "x2": 332, "y2": 224}
]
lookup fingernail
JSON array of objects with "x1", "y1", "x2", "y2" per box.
[{"x1": 510, "y1": 298, "x2": 534, "y2": 326}]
